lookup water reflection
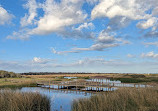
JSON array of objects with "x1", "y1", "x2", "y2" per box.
[{"x1": 20, "y1": 87, "x2": 91, "y2": 111}]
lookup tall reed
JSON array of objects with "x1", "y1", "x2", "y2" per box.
[
  {"x1": 0, "y1": 90, "x2": 50, "y2": 111},
  {"x1": 72, "y1": 88, "x2": 158, "y2": 111}
]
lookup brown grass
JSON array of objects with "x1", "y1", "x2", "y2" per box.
[
  {"x1": 0, "y1": 78, "x2": 37, "y2": 88},
  {"x1": 72, "y1": 88, "x2": 158, "y2": 111},
  {"x1": 0, "y1": 90, "x2": 50, "y2": 111}
]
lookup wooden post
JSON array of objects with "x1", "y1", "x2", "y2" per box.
[{"x1": 49, "y1": 80, "x2": 50, "y2": 88}]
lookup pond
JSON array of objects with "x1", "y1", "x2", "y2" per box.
[{"x1": 20, "y1": 87, "x2": 91, "y2": 111}]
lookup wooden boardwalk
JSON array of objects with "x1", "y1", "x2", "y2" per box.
[{"x1": 37, "y1": 79, "x2": 148, "y2": 92}]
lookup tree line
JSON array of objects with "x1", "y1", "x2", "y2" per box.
[{"x1": 0, "y1": 70, "x2": 21, "y2": 78}]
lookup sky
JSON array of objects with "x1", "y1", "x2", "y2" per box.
[{"x1": 0, "y1": 0, "x2": 158, "y2": 73}]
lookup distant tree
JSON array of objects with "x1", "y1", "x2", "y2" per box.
[{"x1": 0, "y1": 70, "x2": 21, "y2": 78}]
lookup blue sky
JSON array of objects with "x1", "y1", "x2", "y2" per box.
[{"x1": 0, "y1": 0, "x2": 158, "y2": 73}]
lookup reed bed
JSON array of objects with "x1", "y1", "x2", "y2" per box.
[
  {"x1": 72, "y1": 88, "x2": 158, "y2": 111},
  {"x1": 0, "y1": 90, "x2": 50, "y2": 111}
]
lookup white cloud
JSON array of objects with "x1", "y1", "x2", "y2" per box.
[
  {"x1": 0, "y1": 6, "x2": 13, "y2": 25},
  {"x1": 96, "y1": 31, "x2": 115, "y2": 44},
  {"x1": 141, "y1": 51, "x2": 158, "y2": 59},
  {"x1": 8, "y1": 0, "x2": 88, "y2": 40},
  {"x1": 31, "y1": 0, "x2": 87, "y2": 35},
  {"x1": 137, "y1": 17, "x2": 158, "y2": 29},
  {"x1": 91, "y1": 0, "x2": 158, "y2": 31},
  {"x1": 75, "y1": 22, "x2": 94, "y2": 31},
  {"x1": 6, "y1": 29, "x2": 31, "y2": 40},
  {"x1": 32, "y1": 57, "x2": 52, "y2": 64},
  {"x1": 20, "y1": 0, "x2": 38, "y2": 27},
  {"x1": 73, "y1": 43, "x2": 119, "y2": 51},
  {"x1": 127, "y1": 54, "x2": 135, "y2": 58},
  {"x1": 73, "y1": 30, "x2": 130, "y2": 51},
  {"x1": 91, "y1": 0, "x2": 146, "y2": 20},
  {"x1": 152, "y1": 7, "x2": 158, "y2": 16},
  {"x1": 51, "y1": 48, "x2": 79, "y2": 55}
]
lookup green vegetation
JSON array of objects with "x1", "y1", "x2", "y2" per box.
[
  {"x1": 0, "y1": 70, "x2": 21, "y2": 78},
  {"x1": 0, "y1": 83, "x2": 37, "y2": 88},
  {"x1": 77, "y1": 76, "x2": 90, "y2": 79},
  {"x1": 72, "y1": 88, "x2": 158, "y2": 111},
  {"x1": 111, "y1": 74, "x2": 158, "y2": 83},
  {"x1": 0, "y1": 90, "x2": 50, "y2": 111},
  {"x1": 128, "y1": 74, "x2": 146, "y2": 78},
  {"x1": 111, "y1": 78, "x2": 148, "y2": 83}
]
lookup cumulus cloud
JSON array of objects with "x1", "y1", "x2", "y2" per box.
[
  {"x1": 75, "y1": 22, "x2": 94, "y2": 31},
  {"x1": 141, "y1": 51, "x2": 158, "y2": 59},
  {"x1": 7, "y1": 0, "x2": 158, "y2": 41},
  {"x1": 137, "y1": 17, "x2": 158, "y2": 30},
  {"x1": 8, "y1": 0, "x2": 89, "y2": 40},
  {"x1": 0, "y1": 6, "x2": 13, "y2": 25},
  {"x1": 31, "y1": 0, "x2": 87, "y2": 35},
  {"x1": 91, "y1": 0, "x2": 146, "y2": 20},
  {"x1": 20, "y1": 0, "x2": 38, "y2": 27},
  {"x1": 91, "y1": 0, "x2": 158, "y2": 31}
]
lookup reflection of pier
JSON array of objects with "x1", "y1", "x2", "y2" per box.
[{"x1": 37, "y1": 79, "x2": 148, "y2": 92}]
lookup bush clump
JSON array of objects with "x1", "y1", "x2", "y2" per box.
[{"x1": 0, "y1": 70, "x2": 21, "y2": 78}]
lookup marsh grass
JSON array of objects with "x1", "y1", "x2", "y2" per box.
[
  {"x1": 72, "y1": 88, "x2": 158, "y2": 111},
  {"x1": 111, "y1": 77, "x2": 158, "y2": 83},
  {"x1": 0, "y1": 78, "x2": 38, "y2": 88},
  {"x1": 0, "y1": 90, "x2": 50, "y2": 111}
]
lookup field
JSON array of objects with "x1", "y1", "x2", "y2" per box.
[{"x1": 0, "y1": 73, "x2": 158, "y2": 88}]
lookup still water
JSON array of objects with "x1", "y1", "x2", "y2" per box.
[
  {"x1": 20, "y1": 87, "x2": 91, "y2": 111},
  {"x1": 19, "y1": 79, "x2": 150, "y2": 111}
]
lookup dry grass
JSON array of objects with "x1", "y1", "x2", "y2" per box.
[
  {"x1": 0, "y1": 90, "x2": 50, "y2": 111},
  {"x1": 24, "y1": 73, "x2": 158, "y2": 79},
  {"x1": 72, "y1": 88, "x2": 158, "y2": 111},
  {"x1": 0, "y1": 78, "x2": 37, "y2": 88},
  {"x1": 23, "y1": 74, "x2": 111, "y2": 78}
]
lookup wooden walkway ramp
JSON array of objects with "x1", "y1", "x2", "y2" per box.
[{"x1": 37, "y1": 79, "x2": 148, "y2": 92}]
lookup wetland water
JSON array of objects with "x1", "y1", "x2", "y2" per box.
[
  {"x1": 5, "y1": 78, "x2": 150, "y2": 111},
  {"x1": 20, "y1": 87, "x2": 91, "y2": 111}
]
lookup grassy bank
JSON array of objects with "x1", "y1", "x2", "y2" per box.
[
  {"x1": 0, "y1": 90, "x2": 50, "y2": 111},
  {"x1": 72, "y1": 88, "x2": 158, "y2": 111},
  {"x1": 0, "y1": 78, "x2": 37, "y2": 88}
]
